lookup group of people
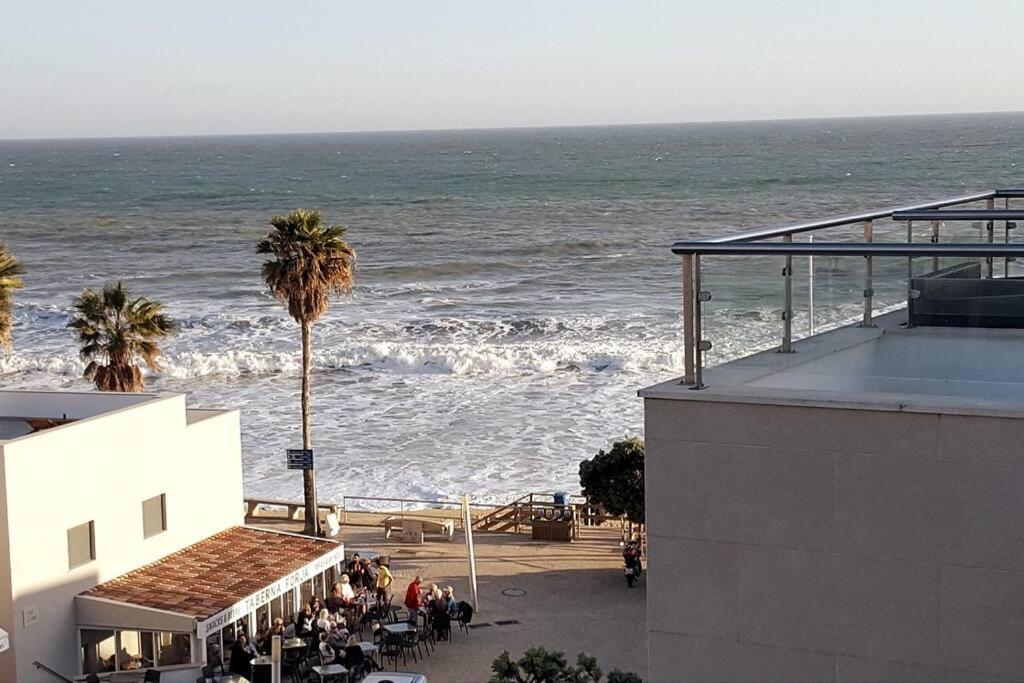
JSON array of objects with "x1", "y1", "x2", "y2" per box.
[{"x1": 403, "y1": 575, "x2": 460, "y2": 640}]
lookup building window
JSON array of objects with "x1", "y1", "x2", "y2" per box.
[
  {"x1": 68, "y1": 521, "x2": 95, "y2": 569},
  {"x1": 142, "y1": 494, "x2": 166, "y2": 538},
  {"x1": 80, "y1": 629, "x2": 191, "y2": 674}
]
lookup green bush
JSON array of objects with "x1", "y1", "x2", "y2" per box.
[
  {"x1": 579, "y1": 436, "x2": 645, "y2": 524},
  {"x1": 489, "y1": 647, "x2": 642, "y2": 683}
]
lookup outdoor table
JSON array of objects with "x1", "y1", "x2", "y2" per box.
[
  {"x1": 282, "y1": 637, "x2": 307, "y2": 649},
  {"x1": 311, "y1": 663, "x2": 348, "y2": 681},
  {"x1": 359, "y1": 640, "x2": 380, "y2": 667},
  {"x1": 213, "y1": 675, "x2": 250, "y2": 683},
  {"x1": 382, "y1": 622, "x2": 415, "y2": 635}
]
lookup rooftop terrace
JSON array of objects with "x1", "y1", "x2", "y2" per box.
[{"x1": 655, "y1": 187, "x2": 1024, "y2": 398}]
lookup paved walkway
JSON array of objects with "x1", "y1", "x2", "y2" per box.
[{"x1": 251, "y1": 518, "x2": 647, "y2": 682}]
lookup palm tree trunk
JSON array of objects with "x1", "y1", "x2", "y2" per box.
[{"x1": 301, "y1": 319, "x2": 320, "y2": 536}]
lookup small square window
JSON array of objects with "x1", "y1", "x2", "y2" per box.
[
  {"x1": 68, "y1": 521, "x2": 95, "y2": 569},
  {"x1": 142, "y1": 494, "x2": 166, "y2": 538}
]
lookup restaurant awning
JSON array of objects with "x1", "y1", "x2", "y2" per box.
[{"x1": 75, "y1": 526, "x2": 345, "y2": 636}]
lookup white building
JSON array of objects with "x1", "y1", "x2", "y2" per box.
[{"x1": 0, "y1": 390, "x2": 344, "y2": 683}]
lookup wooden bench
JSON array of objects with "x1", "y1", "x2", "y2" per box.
[
  {"x1": 244, "y1": 498, "x2": 341, "y2": 521},
  {"x1": 383, "y1": 516, "x2": 456, "y2": 543}
]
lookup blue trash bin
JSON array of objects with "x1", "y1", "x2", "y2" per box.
[{"x1": 553, "y1": 491, "x2": 568, "y2": 506}]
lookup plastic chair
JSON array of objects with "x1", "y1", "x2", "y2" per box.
[{"x1": 143, "y1": 670, "x2": 161, "y2": 682}]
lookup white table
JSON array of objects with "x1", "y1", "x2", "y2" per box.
[
  {"x1": 358, "y1": 641, "x2": 379, "y2": 655},
  {"x1": 311, "y1": 663, "x2": 348, "y2": 681},
  {"x1": 282, "y1": 638, "x2": 307, "y2": 650},
  {"x1": 383, "y1": 622, "x2": 415, "y2": 635}
]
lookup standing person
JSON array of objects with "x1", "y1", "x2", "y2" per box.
[
  {"x1": 404, "y1": 576, "x2": 423, "y2": 623},
  {"x1": 348, "y1": 554, "x2": 366, "y2": 588},
  {"x1": 375, "y1": 558, "x2": 394, "y2": 605}
]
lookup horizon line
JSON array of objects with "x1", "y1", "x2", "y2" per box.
[{"x1": 2, "y1": 108, "x2": 1023, "y2": 144}]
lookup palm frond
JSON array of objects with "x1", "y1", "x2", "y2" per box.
[{"x1": 68, "y1": 281, "x2": 178, "y2": 392}]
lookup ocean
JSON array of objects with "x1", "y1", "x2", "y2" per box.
[{"x1": 1, "y1": 113, "x2": 1021, "y2": 504}]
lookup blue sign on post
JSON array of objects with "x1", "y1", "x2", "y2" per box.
[{"x1": 286, "y1": 448, "x2": 314, "y2": 470}]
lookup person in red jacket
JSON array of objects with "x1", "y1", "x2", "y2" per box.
[{"x1": 404, "y1": 575, "x2": 423, "y2": 623}]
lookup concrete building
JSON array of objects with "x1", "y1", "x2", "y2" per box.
[
  {"x1": 642, "y1": 190, "x2": 1024, "y2": 682},
  {"x1": 0, "y1": 390, "x2": 344, "y2": 683}
]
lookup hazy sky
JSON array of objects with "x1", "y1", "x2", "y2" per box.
[{"x1": 3, "y1": 0, "x2": 1024, "y2": 139}]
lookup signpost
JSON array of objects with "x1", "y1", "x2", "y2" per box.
[
  {"x1": 286, "y1": 449, "x2": 314, "y2": 470},
  {"x1": 286, "y1": 448, "x2": 317, "y2": 535}
]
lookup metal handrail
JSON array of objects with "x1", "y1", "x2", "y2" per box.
[
  {"x1": 703, "y1": 190, "x2": 994, "y2": 243},
  {"x1": 671, "y1": 242, "x2": 1024, "y2": 257},
  {"x1": 32, "y1": 661, "x2": 75, "y2": 683},
  {"x1": 673, "y1": 189, "x2": 1018, "y2": 389},
  {"x1": 891, "y1": 209, "x2": 1024, "y2": 221}
]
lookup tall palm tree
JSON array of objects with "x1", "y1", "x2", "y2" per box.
[
  {"x1": 257, "y1": 209, "x2": 356, "y2": 536},
  {"x1": 68, "y1": 281, "x2": 179, "y2": 392},
  {"x1": 0, "y1": 244, "x2": 26, "y2": 351}
]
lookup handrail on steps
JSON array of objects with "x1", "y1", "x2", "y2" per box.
[{"x1": 33, "y1": 661, "x2": 75, "y2": 683}]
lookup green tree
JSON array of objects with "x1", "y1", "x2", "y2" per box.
[
  {"x1": 579, "y1": 436, "x2": 645, "y2": 524},
  {"x1": 68, "y1": 281, "x2": 179, "y2": 392},
  {"x1": 0, "y1": 244, "x2": 26, "y2": 351},
  {"x1": 257, "y1": 209, "x2": 356, "y2": 536},
  {"x1": 489, "y1": 648, "x2": 604, "y2": 683}
]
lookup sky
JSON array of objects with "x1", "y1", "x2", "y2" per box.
[{"x1": 2, "y1": 0, "x2": 1024, "y2": 140}]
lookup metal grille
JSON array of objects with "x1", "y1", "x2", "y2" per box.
[
  {"x1": 142, "y1": 494, "x2": 166, "y2": 538},
  {"x1": 68, "y1": 521, "x2": 94, "y2": 569}
]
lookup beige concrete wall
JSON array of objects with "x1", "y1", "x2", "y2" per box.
[
  {"x1": 645, "y1": 397, "x2": 1024, "y2": 682},
  {"x1": 0, "y1": 394, "x2": 242, "y2": 682}
]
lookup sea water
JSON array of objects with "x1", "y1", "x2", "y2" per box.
[{"x1": 1, "y1": 113, "x2": 1021, "y2": 503}]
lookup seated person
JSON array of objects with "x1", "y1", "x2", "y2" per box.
[
  {"x1": 318, "y1": 632, "x2": 336, "y2": 665},
  {"x1": 442, "y1": 586, "x2": 458, "y2": 615},
  {"x1": 316, "y1": 608, "x2": 332, "y2": 632},
  {"x1": 339, "y1": 574, "x2": 357, "y2": 603},
  {"x1": 341, "y1": 635, "x2": 365, "y2": 669},
  {"x1": 260, "y1": 617, "x2": 286, "y2": 654},
  {"x1": 429, "y1": 596, "x2": 451, "y2": 640},
  {"x1": 326, "y1": 584, "x2": 345, "y2": 613},
  {"x1": 327, "y1": 621, "x2": 348, "y2": 652},
  {"x1": 228, "y1": 634, "x2": 258, "y2": 676},
  {"x1": 295, "y1": 604, "x2": 314, "y2": 635}
]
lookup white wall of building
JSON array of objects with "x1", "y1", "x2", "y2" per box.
[{"x1": 0, "y1": 392, "x2": 242, "y2": 683}]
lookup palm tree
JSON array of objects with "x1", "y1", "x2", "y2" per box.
[
  {"x1": 68, "y1": 281, "x2": 179, "y2": 392},
  {"x1": 0, "y1": 244, "x2": 26, "y2": 351},
  {"x1": 257, "y1": 209, "x2": 356, "y2": 536}
]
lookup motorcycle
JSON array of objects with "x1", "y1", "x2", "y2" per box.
[{"x1": 620, "y1": 539, "x2": 643, "y2": 587}]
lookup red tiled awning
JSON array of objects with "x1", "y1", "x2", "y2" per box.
[{"x1": 80, "y1": 526, "x2": 342, "y2": 623}]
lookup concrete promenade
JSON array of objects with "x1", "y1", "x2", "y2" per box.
[{"x1": 250, "y1": 518, "x2": 647, "y2": 682}]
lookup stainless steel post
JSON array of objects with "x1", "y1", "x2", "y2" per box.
[
  {"x1": 780, "y1": 234, "x2": 793, "y2": 353},
  {"x1": 862, "y1": 220, "x2": 874, "y2": 327},
  {"x1": 681, "y1": 254, "x2": 695, "y2": 385},
  {"x1": 931, "y1": 220, "x2": 940, "y2": 273},
  {"x1": 907, "y1": 220, "x2": 914, "y2": 325},
  {"x1": 693, "y1": 255, "x2": 705, "y2": 389},
  {"x1": 987, "y1": 197, "x2": 995, "y2": 278},
  {"x1": 1006, "y1": 196, "x2": 1012, "y2": 278},
  {"x1": 808, "y1": 235, "x2": 815, "y2": 336}
]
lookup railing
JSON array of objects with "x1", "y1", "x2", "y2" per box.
[
  {"x1": 246, "y1": 492, "x2": 615, "y2": 533},
  {"x1": 32, "y1": 661, "x2": 75, "y2": 683},
  {"x1": 341, "y1": 495, "x2": 497, "y2": 527},
  {"x1": 670, "y1": 189, "x2": 1022, "y2": 389}
]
